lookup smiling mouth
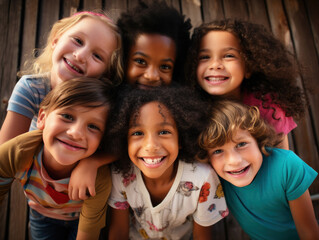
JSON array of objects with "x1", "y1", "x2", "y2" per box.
[
  {"x1": 64, "y1": 58, "x2": 83, "y2": 74},
  {"x1": 227, "y1": 166, "x2": 249, "y2": 175},
  {"x1": 141, "y1": 157, "x2": 165, "y2": 165},
  {"x1": 205, "y1": 76, "x2": 229, "y2": 82},
  {"x1": 58, "y1": 139, "x2": 85, "y2": 150}
]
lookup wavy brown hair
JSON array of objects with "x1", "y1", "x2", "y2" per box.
[
  {"x1": 198, "y1": 100, "x2": 283, "y2": 161},
  {"x1": 186, "y1": 18, "x2": 307, "y2": 120}
]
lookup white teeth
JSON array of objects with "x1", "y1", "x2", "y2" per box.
[
  {"x1": 206, "y1": 77, "x2": 227, "y2": 81},
  {"x1": 230, "y1": 169, "x2": 245, "y2": 175},
  {"x1": 143, "y1": 157, "x2": 163, "y2": 164},
  {"x1": 229, "y1": 167, "x2": 247, "y2": 175},
  {"x1": 66, "y1": 59, "x2": 81, "y2": 73}
]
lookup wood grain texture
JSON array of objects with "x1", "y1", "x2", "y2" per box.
[{"x1": 0, "y1": 0, "x2": 318, "y2": 239}]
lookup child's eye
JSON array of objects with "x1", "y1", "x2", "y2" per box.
[
  {"x1": 212, "y1": 149, "x2": 223, "y2": 155},
  {"x1": 160, "y1": 64, "x2": 173, "y2": 71},
  {"x1": 159, "y1": 130, "x2": 171, "y2": 135},
  {"x1": 61, "y1": 113, "x2": 73, "y2": 121},
  {"x1": 198, "y1": 55, "x2": 210, "y2": 61},
  {"x1": 93, "y1": 53, "x2": 103, "y2": 61},
  {"x1": 131, "y1": 131, "x2": 143, "y2": 136},
  {"x1": 74, "y1": 37, "x2": 83, "y2": 45},
  {"x1": 224, "y1": 53, "x2": 235, "y2": 58},
  {"x1": 88, "y1": 124, "x2": 101, "y2": 131},
  {"x1": 134, "y1": 58, "x2": 146, "y2": 66},
  {"x1": 237, "y1": 142, "x2": 247, "y2": 148}
]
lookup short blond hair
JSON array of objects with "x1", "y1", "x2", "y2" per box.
[
  {"x1": 198, "y1": 100, "x2": 283, "y2": 161},
  {"x1": 20, "y1": 11, "x2": 123, "y2": 85}
]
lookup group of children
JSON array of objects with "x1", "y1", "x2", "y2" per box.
[{"x1": 0, "y1": 0, "x2": 318, "y2": 239}]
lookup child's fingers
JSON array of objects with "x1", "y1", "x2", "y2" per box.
[
  {"x1": 87, "y1": 186, "x2": 96, "y2": 197},
  {"x1": 68, "y1": 186, "x2": 77, "y2": 200},
  {"x1": 78, "y1": 187, "x2": 89, "y2": 200}
]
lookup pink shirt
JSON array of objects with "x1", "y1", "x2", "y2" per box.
[{"x1": 243, "y1": 93, "x2": 297, "y2": 135}]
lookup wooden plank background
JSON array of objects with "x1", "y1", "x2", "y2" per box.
[{"x1": 0, "y1": 0, "x2": 318, "y2": 239}]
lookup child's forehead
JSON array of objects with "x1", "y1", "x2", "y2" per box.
[
  {"x1": 131, "y1": 101, "x2": 173, "y2": 124},
  {"x1": 49, "y1": 103, "x2": 109, "y2": 113}
]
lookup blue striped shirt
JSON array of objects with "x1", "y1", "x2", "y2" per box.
[{"x1": 7, "y1": 75, "x2": 51, "y2": 131}]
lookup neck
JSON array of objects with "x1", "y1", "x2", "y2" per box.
[{"x1": 42, "y1": 147, "x2": 77, "y2": 180}]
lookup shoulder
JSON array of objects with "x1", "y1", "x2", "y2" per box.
[
  {"x1": 2, "y1": 130, "x2": 43, "y2": 151},
  {"x1": 181, "y1": 161, "x2": 220, "y2": 184},
  {"x1": 0, "y1": 130, "x2": 43, "y2": 173},
  {"x1": 243, "y1": 93, "x2": 296, "y2": 134},
  {"x1": 265, "y1": 147, "x2": 317, "y2": 177},
  {"x1": 12, "y1": 75, "x2": 51, "y2": 97},
  {"x1": 16, "y1": 74, "x2": 51, "y2": 90}
]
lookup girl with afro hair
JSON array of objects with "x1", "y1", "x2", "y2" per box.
[
  {"x1": 106, "y1": 86, "x2": 228, "y2": 239},
  {"x1": 117, "y1": 0, "x2": 192, "y2": 88}
]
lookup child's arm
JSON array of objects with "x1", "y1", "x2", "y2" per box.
[
  {"x1": 193, "y1": 221, "x2": 213, "y2": 240},
  {"x1": 108, "y1": 207, "x2": 130, "y2": 240},
  {"x1": 289, "y1": 189, "x2": 319, "y2": 239},
  {"x1": 68, "y1": 153, "x2": 116, "y2": 200},
  {"x1": 76, "y1": 230, "x2": 98, "y2": 240},
  {"x1": 0, "y1": 111, "x2": 31, "y2": 144}
]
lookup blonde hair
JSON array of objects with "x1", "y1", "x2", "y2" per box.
[
  {"x1": 20, "y1": 11, "x2": 123, "y2": 85},
  {"x1": 198, "y1": 100, "x2": 283, "y2": 161}
]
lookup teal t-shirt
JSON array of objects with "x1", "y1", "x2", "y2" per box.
[{"x1": 221, "y1": 148, "x2": 317, "y2": 240}]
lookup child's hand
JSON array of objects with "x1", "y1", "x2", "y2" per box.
[
  {"x1": 68, "y1": 153, "x2": 116, "y2": 201},
  {"x1": 69, "y1": 158, "x2": 98, "y2": 200}
]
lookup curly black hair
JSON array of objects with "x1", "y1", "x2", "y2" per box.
[
  {"x1": 106, "y1": 85, "x2": 210, "y2": 174},
  {"x1": 185, "y1": 18, "x2": 307, "y2": 120},
  {"x1": 117, "y1": 0, "x2": 192, "y2": 84}
]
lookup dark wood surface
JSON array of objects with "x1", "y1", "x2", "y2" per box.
[{"x1": 0, "y1": 0, "x2": 318, "y2": 239}]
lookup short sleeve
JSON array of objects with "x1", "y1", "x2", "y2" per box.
[
  {"x1": 193, "y1": 165, "x2": 228, "y2": 226},
  {"x1": 107, "y1": 169, "x2": 130, "y2": 210},
  {"x1": 242, "y1": 93, "x2": 297, "y2": 134},
  {"x1": 283, "y1": 151, "x2": 317, "y2": 201},
  {"x1": 78, "y1": 165, "x2": 112, "y2": 233},
  {"x1": 0, "y1": 131, "x2": 42, "y2": 202}
]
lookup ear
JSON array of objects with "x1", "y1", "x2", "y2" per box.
[
  {"x1": 51, "y1": 37, "x2": 59, "y2": 49},
  {"x1": 37, "y1": 109, "x2": 47, "y2": 130}
]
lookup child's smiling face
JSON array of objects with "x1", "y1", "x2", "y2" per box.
[
  {"x1": 196, "y1": 31, "x2": 250, "y2": 99},
  {"x1": 208, "y1": 128, "x2": 262, "y2": 187},
  {"x1": 37, "y1": 104, "x2": 108, "y2": 178},
  {"x1": 126, "y1": 34, "x2": 176, "y2": 89},
  {"x1": 50, "y1": 17, "x2": 117, "y2": 89},
  {"x1": 127, "y1": 101, "x2": 179, "y2": 180}
]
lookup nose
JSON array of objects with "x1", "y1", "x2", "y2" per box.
[
  {"x1": 67, "y1": 123, "x2": 85, "y2": 140},
  {"x1": 143, "y1": 134, "x2": 160, "y2": 152},
  {"x1": 143, "y1": 66, "x2": 160, "y2": 82},
  {"x1": 209, "y1": 58, "x2": 224, "y2": 70},
  {"x1": 73, "y1": 48, "x2": 88, "y2": 63},
  {"x1": 226, "y1": 150, "x2": 242, "y2": 165}
]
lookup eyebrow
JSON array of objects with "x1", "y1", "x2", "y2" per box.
[
  {"x1": 133, "y1": 51, "x2": 175, "y2": 63},
  {"x1": 130, "y1": 121, "x2": 175, "y2": 128},
  {"x1": 199, "y1": 47, "x2": 241, "y2": 53}
]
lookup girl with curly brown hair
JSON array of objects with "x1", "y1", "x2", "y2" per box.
[{"x1": 186, "y1": 19, "x2": 307, "y2": 150}]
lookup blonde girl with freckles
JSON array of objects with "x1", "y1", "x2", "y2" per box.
[{"x1": 0, "y1": 10, "x2": 123, "y2": 199}]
